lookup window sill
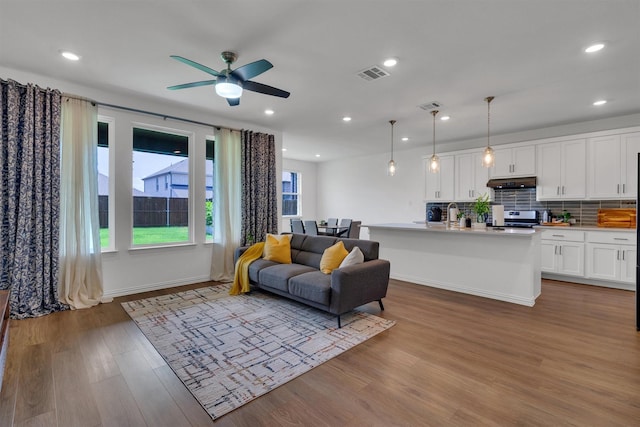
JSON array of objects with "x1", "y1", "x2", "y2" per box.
[{"x1": 128, "y1": 242, "x2": 197, "y2": 252}]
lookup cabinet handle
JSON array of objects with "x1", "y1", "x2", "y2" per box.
[
  {"x1": 617, "y1": 250, "x2": 620, "y2": 260},
  {"x1": 622, "y1": 250, "x2": 625, "y2": 261},
  {"x1": 613, "y1": 237, "x2": 629, "y2": 241},
  {"x1": 472, "y1": 190, "x2": 475, "y2": 197},
  {"x1": 552, "y1": 234, "x2": 565, "y2": 237},
  {"x1": 623, "y1": 184, "x2": 626, "y2": 193},
  {"x1": 554, "y1": 245, "x2": 558, "y2": 255},
  {"x1": 562, "y1": 186, "x2": 565, "y2": 195},
  {"x1": 558, "y1": 246, "x2": 562, "y2": 255},
  {"x1": 556, "y1": 186, "x2": 560, "y2": 195},
  {"x1": 617, "y1": 184, "x2": 620, "y2": 194}
]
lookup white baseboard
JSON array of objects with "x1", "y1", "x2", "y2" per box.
[{"x1": 103, "y1": 274, "x2": 212, "y2": 298}]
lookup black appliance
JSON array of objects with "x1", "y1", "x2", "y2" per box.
[
  {"x1": 503, "y1": 210, "x2": 539, "y2": 228},
  {"x1": 487, "y1": 176, "x2": 537, "y2": 189},
  {"x1": 428, "y1": 206, "x2": 442, "y2": 222}
]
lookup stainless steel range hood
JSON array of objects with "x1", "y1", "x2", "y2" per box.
[{"x1": 486, "y1": 176, "x2": 537, "y2": 189}]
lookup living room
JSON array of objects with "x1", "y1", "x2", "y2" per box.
[{"x1": 1, "y1": 1, "x2": 640, "y2": 425}]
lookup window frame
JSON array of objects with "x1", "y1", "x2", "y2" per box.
[
  {"x1": 282, "y1": 169, "x2": 302, "y2": 218},
  {"x1": 97, "y1": 115, "x2": 115, "y2": 252},
  {"x1": 130, "y1": 122, "x2": 195, "y2": 248}
]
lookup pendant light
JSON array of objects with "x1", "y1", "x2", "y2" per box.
[
  {"x1": 429, "y1": 110, "x2": 440, "y2": 173},
  {"x1": 482, "y1": 96, "x2": 495, "y2": 168},
  {"x1": 388, "y1": 120, "x2": 396, "y2": 176}
]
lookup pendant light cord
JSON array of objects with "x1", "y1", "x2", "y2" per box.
[
  {"x1": 389, "y1": 119, "x2": 396, "y2": 160},
  {"x1": 485, "y1": 96, "x2": 494, "y2": 148},
  {"x1": 431, "y1": 110, "x2": 438, "y2": 154}
]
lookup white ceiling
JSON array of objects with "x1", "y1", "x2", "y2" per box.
[{"x1": 2, "y1": 1, "x2": 639, "y2": 162}]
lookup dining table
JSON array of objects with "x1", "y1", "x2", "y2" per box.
[{"x1": 317, "y1": 224, "x2": 349, "y2": 236}]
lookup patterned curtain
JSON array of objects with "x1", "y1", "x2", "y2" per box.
[
  {"x1": 0, "y1": 79, "x2": 68, "y2": 318},
  {"x1": 240, "y1": 130, "x2": 278, "y2": 245}
]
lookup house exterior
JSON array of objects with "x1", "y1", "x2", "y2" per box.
[{"x1": 141, "y1": 159, "x2": 214, "y2": 199}]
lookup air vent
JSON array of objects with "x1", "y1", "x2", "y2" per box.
[
  {"x1": 419, "y1": 101, "x2": 442, "y2": 111},
  {"x1": 356, "y1": 66, "x2": 390, "y2": 81}
]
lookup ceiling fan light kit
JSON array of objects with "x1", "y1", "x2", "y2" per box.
[{"x1": 168, "y1": 51, "x2": 289, "y2": 106}]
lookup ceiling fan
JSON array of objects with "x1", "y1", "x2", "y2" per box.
[{"x1": 167, "y1": 51, "x2": 290, "y2": 106}]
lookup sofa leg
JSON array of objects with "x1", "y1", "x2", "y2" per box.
[
  {"x1": 337, "y1": 315, "x2": 341, "y2": 328},
  {"x1": 378, "y1": 299, "x2": 385, "y2": 311}
]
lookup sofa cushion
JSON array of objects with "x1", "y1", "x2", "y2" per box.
[
  {"x1": 248, "y1": 258, "x2": 278, "y2": 283},
  {"x1": 320, "y1": 241, "x2": 349, "y2": 274},
  {"x1": 288, "y1": 271, "x2": 332, "y2": 306},
  {"x1": 339, "y1": 246, "x2": 364, "y2": 268},
  {"x1": 263, "y1": 234, "x2": 292, "y2": 264},
  {"x1": 258, "y1": 263, "x2": 316, "y2": 292},
  {"x1": 294, "y1": 235, "x2": 337, "y2": 268}
]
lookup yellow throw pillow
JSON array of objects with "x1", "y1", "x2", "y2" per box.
[
  {"x1": 263, "y1": 234, "x2": 292, "y2": 264},
  {"x1": 320, "y1": 241, "x2": 349, "y2": 274}
]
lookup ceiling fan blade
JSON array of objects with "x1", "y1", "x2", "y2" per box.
[
  {"x1": 243, "y1": 80, "x2": 290, "y2": 98},
  {"x1": 227, "y1": 97, "x2": 240, "y2": 107},
  {"x1": 170, "y1": 55, "x2": 221, "y2": 77},
  {"x1": 231, "y1": 59, "x2": 273, "y2": 81},
  {"x1": 167, "y1": 80, "x2": 217, "y2": 90}
]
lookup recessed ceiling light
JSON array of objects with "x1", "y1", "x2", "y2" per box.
[
  {"x1": 440, "y1": 115, "x2": 450, "y2": 121},
  {"x1": 383, "y1": 58, "x2": 398, "y2": 67},
  {"x1": 315, "y1": 154, "x2": 321, "y2": 158},
  {"x1": 585, "y1": 43, "x2": 605, "y2": 53},
  {"x1": 593, "y1": 99, "x2": 607, "y2": 106},
  {"x1": 265, "y1": 109, "x2": 274, "y2": 115},
  {"x1": 282, "y1": 148, "x2": 287, "y2": 152},
  {"x1": 401, "y1": 137, "x2": 409, "y2": 142},
  {"x1": 61, "y1": 51, "x2": 80, "y2": 61},
  {"x1": 342, "y1": 116, "x2": 352, "y2": 122}
]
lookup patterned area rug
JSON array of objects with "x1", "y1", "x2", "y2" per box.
[{"x1": 121, "y1": 283, "x2": 395, "y2": 420}]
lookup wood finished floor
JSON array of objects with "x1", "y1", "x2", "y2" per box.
[{"x1": 0, "y1": 279, "x2": 639, "y2": 426}]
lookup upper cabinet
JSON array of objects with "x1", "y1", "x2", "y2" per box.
[
  {"x1": 536, "y1": 139, "x2": 586, "y2": 200},
  {"x1": 424, "y1": 155, "x2": 454, "y2": 202},
  {"x1": 455, "y1": 151, "x2": 491, "y2": 202},
  {"x1": 489, "y1": 145, "x2": 536, "y2": 178},
  {"x1": 588, "y1": 132, "x2": 640, "y2": 199}
]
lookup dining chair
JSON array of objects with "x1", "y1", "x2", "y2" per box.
[
  {"x1": 303, "y1": 220, "x2": 319, "y2": 235},
  {"x1": 337, "y1": 218, "x2": 352, "y2": 237},
  {"x1": 327, "y1": 218, "x2": 338, "y2": 226},
  {"x1": 290, "y1": 219, "x2": 305, "y2": 234},
  {"x1": 347, "y1": 221, "x2": 361, "y2": 238}
]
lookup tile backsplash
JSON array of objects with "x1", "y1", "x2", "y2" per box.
[{"x1": 426, "y1": 188, "x2": 636, "y2": 226}]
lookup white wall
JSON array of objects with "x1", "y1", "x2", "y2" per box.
[
  {"x1": 281, "y1": 158, "x2": 318, "y2": 232},
  {"x1": 1, "y1": 66, "x2": 282, "y2": 298}
]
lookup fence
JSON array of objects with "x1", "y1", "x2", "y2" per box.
[{"x1": 98, "y1": 196, "x2": 189, "y2": 228}]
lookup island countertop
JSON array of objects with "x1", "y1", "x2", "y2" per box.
[{"x1": 365, "y1": 222, "x2": 538, "y2": 237}]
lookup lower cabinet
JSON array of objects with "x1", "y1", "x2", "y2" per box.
[
  {"x1": 585, "y1": 231, "x2": 636, "y2": 284},
  {"x1": 541, "y1": 236, "x2": 584, "y2": 276}
]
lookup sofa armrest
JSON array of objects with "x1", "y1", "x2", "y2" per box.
[
  {"x1": 234, "y1": 246, "x2": 251, "y2": 263},
  {"x1": 329, "y1": 259, "x2": 390, "y2": 315}
]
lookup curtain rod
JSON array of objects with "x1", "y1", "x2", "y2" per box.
[{"x1": 62, "y1": 92, "x2": 242, "y2": 132}]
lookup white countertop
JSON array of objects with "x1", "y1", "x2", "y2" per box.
[{"x1": 365, "y1": 222, "x2": 538, "y2": 237}]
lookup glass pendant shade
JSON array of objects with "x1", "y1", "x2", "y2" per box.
[
  {"x1": 388, "y1": 119, "x2": 396, "y2": 176},
  {"x1": 482, "y1": 96, "x2": 495, "y2": 168},
  {"x1": 482, "y1": 146, "x2": 495, "y2": 168},
  {"x1": 429, "y1": 110, "x2": 440, "y2": 173},
  {"x1": 429, "y1": 154, "x2": 440, "y2": 173}
]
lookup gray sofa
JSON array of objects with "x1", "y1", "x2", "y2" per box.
[{"x1": 234, "y1": 233, "x2": 390, "y2": 327}]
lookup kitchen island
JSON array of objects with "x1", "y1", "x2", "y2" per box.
[{"x1": 366, "y1": 223, "x2": 541, "y2": 306}]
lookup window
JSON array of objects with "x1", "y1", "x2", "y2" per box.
[
  {"x1": 205, "y1": 138, "x2": 215, "y2": 241},
  {"x1": 132, "y1": 126, "x2": 190, "y2": 246},
  {"x1": 97, "y1": 118, "x2": 113, "y2": 250},
  {"x1": 282, "y1": 170, "x2": 301, "y2": 216}
]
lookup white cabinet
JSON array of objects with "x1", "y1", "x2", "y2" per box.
[
  {"x1": 490, "y1": 145, "x2": 536, "y2": 178},
  {"x1": 455, "y1": 151, "x2": 490, "y2": 202},
  {"x1": 536, "y1": 139, "x2": 586, "y2": 200},
  {"x1": 424, "y1": 155, "x2": 454, "y2": 201},
  {"x1": 585, "y1": 231, "x2": 636, "y2": 284},
  {"x1": 540, "y1": 230, "x2": 585, "y2": 276},
  {"x1": 588, "y1": 132, "x2": 640, "y2": 199}
]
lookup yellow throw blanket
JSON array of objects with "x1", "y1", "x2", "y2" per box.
[{"x1": 229, "y1": 242, "x2": 265, "y2": 295}]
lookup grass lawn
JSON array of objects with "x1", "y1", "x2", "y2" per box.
[{"x1": 100, "y1": 226, "x2": 190, "y2": 247}]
